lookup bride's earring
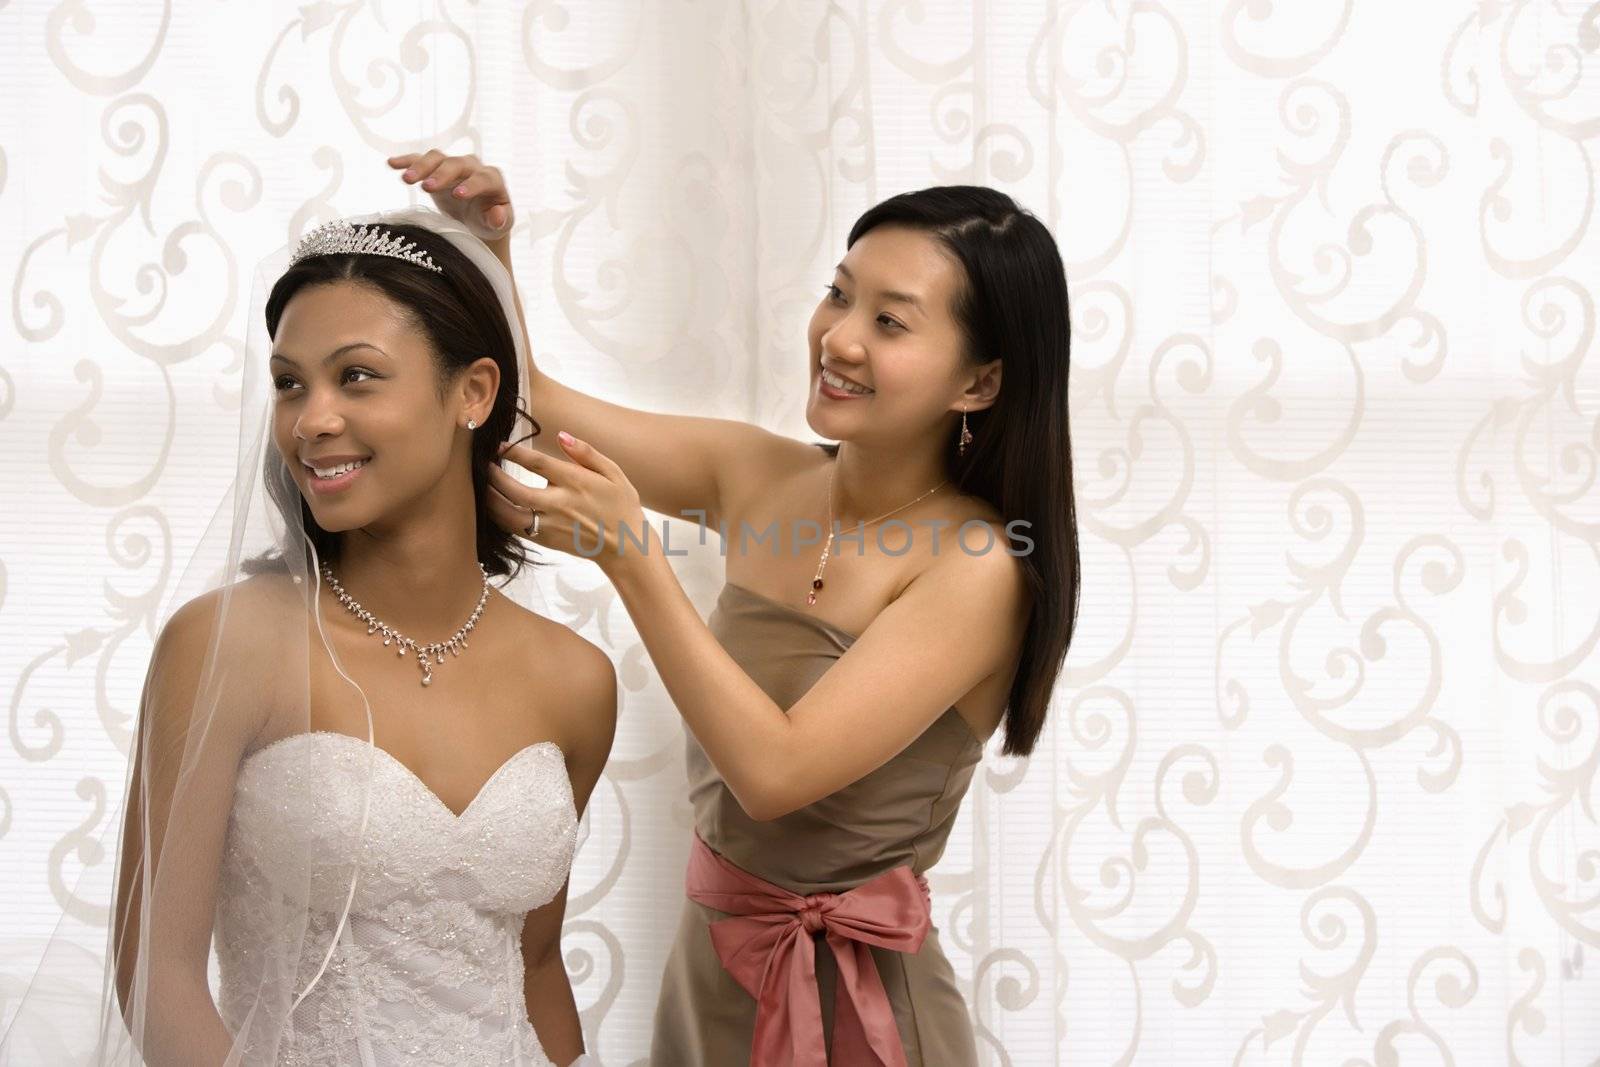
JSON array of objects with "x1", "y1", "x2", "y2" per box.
[
  {"x1": 465, "y1": 419, "x2": 477, "y2": 430},
  {"x1": 958, "y1": 407, "x2": 973, "y2": 456}
]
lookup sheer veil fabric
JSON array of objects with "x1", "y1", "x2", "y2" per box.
[{"x1": 0, "y1": 208, "x2": 589, "y2": 1065}]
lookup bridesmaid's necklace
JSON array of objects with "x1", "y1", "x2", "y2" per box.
[
  {"x1": 809, "y1": 456, "x2": 947, "y2": 606},
  {"x1": 319, "y1": 560, "x2": 491, "y2": 687}
]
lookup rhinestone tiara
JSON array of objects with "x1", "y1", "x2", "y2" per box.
[{"x1": 289, "y1": 218, "x2": 443, "y2": 274}]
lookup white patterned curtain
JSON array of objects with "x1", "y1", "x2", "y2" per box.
[{"x1": 3, "y1": 1, "x2": 1597, "y2": 1063}]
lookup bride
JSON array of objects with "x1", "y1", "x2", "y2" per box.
[{"x1": 95, "y1": 204, "x2": 615, "y2": 1065}]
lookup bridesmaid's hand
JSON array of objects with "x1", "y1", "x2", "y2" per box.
[
  {"x1": 489, "y1": 432, "x2": 653, "y2": 572},
  {"x1": 386, "y1": 150, "x2": 513, "y2": 243}
]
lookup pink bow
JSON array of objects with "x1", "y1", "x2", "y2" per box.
[{"x1": 685, "y1": 831, "x2": 932, "y2": 1067}]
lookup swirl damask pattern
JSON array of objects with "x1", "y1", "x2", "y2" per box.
[{"x1": 1, "y1": 2, "x2": 1597, "y2": 1063}]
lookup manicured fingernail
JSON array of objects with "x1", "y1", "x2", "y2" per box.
[
  {"x1": 402, "y1": 169, "x2": 416, "y2": 179},
  {"x1": 453, "y1": 185, "x2": 467, "y2": 197},
  {"x1": 558, "y1": 431, "x2": 575, "y2": 447},
  {"x1": 422, "y1": 178, "x2": 437, "y2": 188}
]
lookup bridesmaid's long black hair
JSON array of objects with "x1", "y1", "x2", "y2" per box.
[{"x1": 820, "y1": 187, "x2": 1079, "y2": 757}]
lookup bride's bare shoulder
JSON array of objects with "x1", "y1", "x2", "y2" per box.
[
  {"x1": 158, "y1": 570, "x2": 301, "y2": 648},
  {"x1": 492, "y1": 593, "x2": 617, "y2": 803},
  {"x1": 142, "y1": 571, "x2": 303, "y2": 750},
  {"x1": 493, "y1": 594, "x2": 617, "y2": 722}
]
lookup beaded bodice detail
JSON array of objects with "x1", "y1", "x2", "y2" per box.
[{"x1": 214, "y1": 731, "x2": 579, "y2": 1066}]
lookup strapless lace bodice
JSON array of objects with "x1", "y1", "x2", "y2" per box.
[{"x1": 214, "y1": 730, "x2": 579, "y2": 1066}]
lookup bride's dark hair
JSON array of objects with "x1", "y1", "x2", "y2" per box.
[{"x1": 246, "y1": 222, "x2": 543, "y2": 579}]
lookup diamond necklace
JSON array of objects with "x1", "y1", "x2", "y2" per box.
[
  {"x1": 319, "y1": 560, "x2": 491, "y2": 687},
  {"x1": 809, "y1": 459, "x2": 948, "y2": 606}
]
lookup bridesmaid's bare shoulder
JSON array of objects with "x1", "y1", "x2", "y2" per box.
[{"x1": 717, "y1": 432, "x2": 832, "y2": 530}]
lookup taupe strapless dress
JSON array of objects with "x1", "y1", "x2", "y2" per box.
[{"x1": 650, "y1": 581, "x2": 984, "y2": 1066}]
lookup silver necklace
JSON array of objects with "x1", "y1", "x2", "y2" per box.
[
  {"x1": 809, "y1": 459, "x2": 948, "y2": 606},
  {"x1": 319, "y1": 560, "x2": 491, "y2": 687}
]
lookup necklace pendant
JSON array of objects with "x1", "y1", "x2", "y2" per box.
[
  {"x1": 806, "y1": 590, "x2": 818, "y2": 606},
  {"x1": 320, "y1": 560, "x2": 489, "y2": 693}
]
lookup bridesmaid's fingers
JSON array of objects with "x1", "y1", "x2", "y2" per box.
[
  {"x1": 420, "y1": 157, "x2": 471, "y2": 192},
  {"x1": 489, "y1": 470, "x2": 566, "y2": 513},
  {"x1": 405, "y1": 148, "x2": 448, "y2": 184},
  {"x1": 486, "y1": 464, "x2": 532, "y2": 504},
  {"x1": 488, "y1": 484, "x2": 561, "y2": 543},
  {"x1": 449, "y1": 169, "x2": 507, "y2": 203},
  {"x1": 487, "y1": 463, "x2": 564, "y2": 507},
  {"x1": 557, "y1": 433, "x2": 624, "y2": 483},
  {"x1": 496, "y1": 440, "x2": 545, "y2": 470},
  {"x1": 497, "y1": 443, "x2": 590, "y2": 488},
  {"x1": 486, "y1": 485, "x2": 534, "y2": 535},
  {"x1": 491, "y1": 503, "x2": 542, "y2": 542}
]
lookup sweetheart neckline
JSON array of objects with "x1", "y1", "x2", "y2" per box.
[{"x1": 241, "y1": 730, "x2": 570, "y2": 822}]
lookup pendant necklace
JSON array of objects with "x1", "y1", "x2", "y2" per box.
[
  {"x1": 319, "y1": 560, "x2": 491, "y2": 687},
  {"x1": 809, "y1": 458, "x2": 947, "y2": 606}
]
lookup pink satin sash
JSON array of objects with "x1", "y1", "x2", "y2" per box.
[{"x1": 684, "y1": 831, "x2": 932, "y2": 1067}]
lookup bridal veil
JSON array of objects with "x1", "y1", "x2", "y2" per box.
[{"x1": 1, "y1": 206, "x2": 558, "y2": 1065}]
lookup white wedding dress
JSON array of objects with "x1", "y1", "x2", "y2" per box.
[{"x1": 212, "y1": 730, "x2": 581, "y2": 1066}]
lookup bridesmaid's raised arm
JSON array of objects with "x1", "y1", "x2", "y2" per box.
[{"x1": 387, "y1": 150, "x2": 804, "y2": 532}]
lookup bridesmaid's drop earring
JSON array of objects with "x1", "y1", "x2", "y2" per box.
[{"x1": 958, "y1": 408, "x2": 972, "y2": 456}]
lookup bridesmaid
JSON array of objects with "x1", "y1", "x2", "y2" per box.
[{"x1": 389, "y1": 150, "x2": 1078, "y2": 1066}]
